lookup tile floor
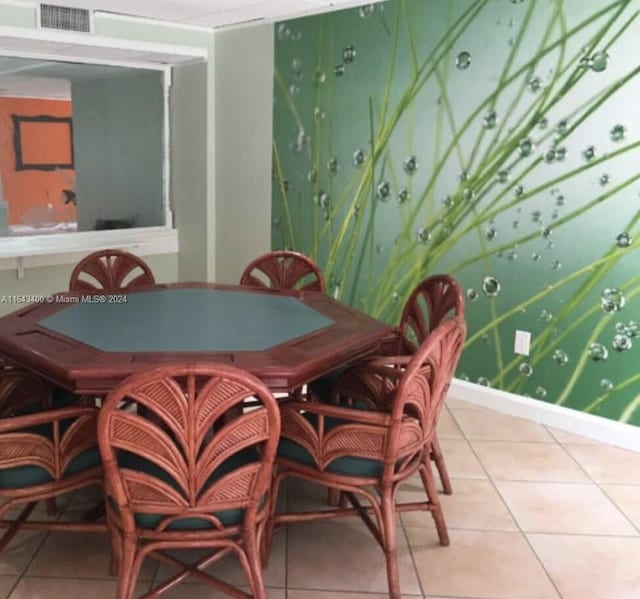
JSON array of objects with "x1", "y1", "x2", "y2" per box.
[{"x1": 2, "y1": 397, "x2": 640, "y2": 598}]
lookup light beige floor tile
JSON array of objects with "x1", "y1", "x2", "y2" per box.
[
  {"x1": 154, "y1": 528, "x2": 286, "y2": 589},
  {"x1": 445, "y1": 397, "x2": 486, "y2": 410},
  {"x1": 433, "y1": 439, "x2": 487, "y2": 480},
  {"x1": 546, "y1": 427, "x2": 602, "y2": 445},
  {"x1": 399, "y1": 478, "x2": 517, "y2": 531},
  {"x1": 529, "y1": 533, "x2": 640, "y2": 599},
  {"x1": 452, "y1": 410, "x2": 554, "y2": 442},
  {"x1": 563, "y1": 444, "x2": 640, "y2": 484},
  {"x1": 287, "y1": 518, "x2": 421, "y2": 595},
  {"x1": 471, "y1": 441, "x2": 590, "y2": 482},
  {"x1": 495, "y1": 480, "x2": 637, "y2": 535},
  {"x1": 435, "y1": 409, "x2": 463, "y2": 439},
  {"x1": 26, "y1": 532, "x2": 155, "y2": 580},
  {"x1": 288, "y1": 591, "x2": 421, "y2": 598},
  {"x1": 9, "y1": 578, "x2": 148, "y2": 598},
  {"x1": 0, "y1": 577, "x2": 17, "y2": 599},
  {"x1": 406, "y1": 528, "x2": 559, "y2": 599},
  {"x1": 0, "y1": 531, "x2": 46, "y2": 576},
  {"x1": 601, "y1": 485, "x2": 640, "y2": 531}
]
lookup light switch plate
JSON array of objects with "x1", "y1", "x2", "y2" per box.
[{"x1": 514, "y1": 330, "x2": 531, "y2": 356}]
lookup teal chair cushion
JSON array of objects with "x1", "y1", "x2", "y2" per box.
[
  {"x1": 0, "y1": 416, "x2": 101, "y2": 489},
  {"x1": 116, "y1": 447, "x2": 259, "y2": 530},
  {"x1": 278, "y1": 413, "x2": 384, "y2": 478}
]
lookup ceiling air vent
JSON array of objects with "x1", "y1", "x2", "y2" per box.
[{"x1": 38, "y1": 4, "x2": 93, "y2": 33}]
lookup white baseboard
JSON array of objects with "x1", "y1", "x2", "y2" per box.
[{"x1": 449, "y1": 379, "x2": 640, "y2": 453}]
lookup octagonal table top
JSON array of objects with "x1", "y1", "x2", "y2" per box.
[{"x1": 0, "y1": 282, "x2": 391, "y2": 394}]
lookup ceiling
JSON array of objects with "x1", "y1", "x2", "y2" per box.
[{"x1": 9, "y1": 0, "x2": 387, "y2": 28}]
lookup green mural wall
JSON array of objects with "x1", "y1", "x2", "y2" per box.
[{"x1": 272, "y1": 0, "x2": 640, "y2": 425}]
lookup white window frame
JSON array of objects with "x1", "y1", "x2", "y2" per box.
[{"x1": 0, "y1": 25, "x2": 208, "y2": 275}]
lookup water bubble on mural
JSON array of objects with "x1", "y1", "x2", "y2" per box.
[
  {"x1": 551, "y1": 260, "x2": 562, "y2": 270},
  {"x1": 519, "y1": 363, "x2": 533, "y2": 377},
  {"x1": 403, "y1": 155, "x2": 418, "y2": 174},
  {"x1": 477, "y1": 377, "x2": 490, "y2": 387},
  {"x1": 307, "y1": 168, "x2": 318, "y2": 183},
  {"x1": 588, "y1": 343, "x2": 609, "y2": 362},
  {"x1": 538, "y1": 117, "x2": 549, "y2": 130},
  {"x1": 532, "y1": 252, "x2": 541, "y2": 261},
  {"x1": 612, "y1": 333, "x2": 632, "y2": 352},
  {"x1": 541, "y1": 226, "x2": 552, "y2": 238},
  {"x1": 314, "y1": 107, "x2": 325, "y2": 122},
  {"x1": 327, "y1": 157, "x2": 339, "y2": 174},
  {"x1": 555, "y1": 146, "x2": 567, "y2": 161},
  {"x1": 293, "y1": 126, "x2": 310, "y2": 151},
  {"x1": 540, "y1": 309, "x2": 554, "y2": 322},
  {"x1": 600, "y1": 288, "x2": 626, "y2": 313},
  {"x1": 466, "y1": 288, "x2": 479, "y2": 302},
  {"x1": 507, "y1": 247, "x2": 518, "y2": 260},
  {"x1": 615, "y1": 232, "x2": 631, "y2": 248},
  {"x1": 416, "y1": 227, "x2": 431, "y2": 244},
  {"x1": 610, "y1": 124, "x2": 626, "y2": 142},
  {"x1": 600, "y1": 379, "x2": 614, "y2": 391},
  {"x1": 277, "y1": 24, "x2": 291, "y2": 41},
  {"x1": 556, "y1": 120, "x2": 568, "y2": 136},
  {"x1": 456, "y1": 51, "x2": 471, "y2": 69},
  {"x1": 582, "y1": 146, "x2": 596, "y2": 161},
  {"x1": 459, "y1": 170, "x2": 468, "y2": 182},
  {"x1": 556, "y1": 195, "x2": 566, "y2": 207},
  {"x1": 443, "y1": 195, "x2": 454, "y2": 208},
  {"x1": 377, "y1": 181, "x2": 391, "y2": 201},
  {"x1": 484, "y1": 109, "x2": 498, "y2": 129},
  {"x1": 312, "y1": 69, "x2": 326, "y2": 86},
  {"x1": 528, "y1": 76, "x2": 542, "y2": 92},
  {"x1": 626, "y1": 321, "x2": 640, "y2": 338},
  {"x1": 397, "y1": 187, "x2": 410, "y2": 204},
  {"x1": 519, "y1": 137, "x2": 534, "y2": 157},
  {"x1": 551, "y1": 210, "x2": 559, "y2": 220},
  {"x1": 391, "y1": 292, "x2": 400, "y2": 304},
  {"x1": 484, "y1": 226, "x2": 498, "y2": 241},
  {"x1": 272, "y1": 217, "x2": 281, "y2": 230},
  {"x1": 334, "y1": 64, "x2": 345, "y2": 77},
  {"x1": 463, "y1": 187, "x2": 476, "y2": 200},
  {"x1": 599, "y1": 173, "x2": 610, "y2": 186},
  {"x1": 482, "y1": 276, "x2": 502, "y2": 297},
  {"x1": 513, "y1": 220, "x2": 520, "y2": 229},
  {"x1": 358, "y1": 4, "x2": 375, "y2": 18},
  {"x1": 553, "y1": 349, "x2": 569, "y2": 365},
  {"x1": 352, "y1": 148, "x2": 366, "y2": 167},
  {"x1": 535, "y1": 386, "x2": 548, "y2": 398},
  {"x1": 289, "y1": 83, "x2": 300, "y2": 95},
  {"x1": 375, "y1": 243, "x2": 384, "y2": 254},
  {"x1": 342, "y1": 45, "x2": 356, "y2": 64},
  {"x1": 589, "y1": 51, "x2": 608, "y2": 72},
  {"x1": 497, "y1": 170, "x2": 509, "y2": 183},
  {"x1": 544, "y1": 149, "x2": 556, "y2": 164},
  {"x1": 531, "y1": 210, "x2": 542, "y2": 222},
  {"x1": 514, "y1": 185, "x2": 525, "y2": 197},
  {"x1": 317, "y1": 191, "x2": 330, "y2": 209},
  {"x1": 459, "y1": 373, "x2": 469, "y2": 382}
]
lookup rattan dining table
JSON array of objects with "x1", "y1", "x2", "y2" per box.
[{"x1": 0, "y1": 282, "x2": 391, "y2": 395}]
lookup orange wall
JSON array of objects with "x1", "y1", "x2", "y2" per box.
[{"x1": 0, "y1": 97, "x2": 76, "y2": 226}]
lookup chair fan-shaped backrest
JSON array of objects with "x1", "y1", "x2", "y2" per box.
[
  {"x1": 69, "y1": 249, "x2": 156, "y2": 292},
  {"x1": 391, "y1": 317, "x2": 466, "y2": 448},
  {"x1": 98, "y1": 364, "x2": 280, "y2": 532},
  {"x1": 239, "y1": 251, "x2": 325, "y2": 292},
  {"x1": 399, "y1": 275, "x2": 464, "y2": 352}
]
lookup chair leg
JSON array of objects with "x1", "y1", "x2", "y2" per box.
[
  {"x1": 420, "y1": 462, "x2": 449, "y2": 546},
  {"x1": 115, "y1": 534, "x2": 137, "y2": 599},
  {"x1": 430, "y1": 433, "x2": 452, "y2": 495},
  {"x1": 244, "y1": 528, "x2": 268, "y2": 599},
  {"x1": 380, "y1": 489, "x2": 401, "y2": 599},
  {"x1": 261, "y1": 472, "x2": 285, "y2": 566}
]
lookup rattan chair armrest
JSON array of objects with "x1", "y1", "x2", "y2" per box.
[
  {"x1": 279, "y1": 399, "x2": 392, "y2": 426},
  {"x1": 0, "y1": 405, "x2": 98, "y2": 434}
]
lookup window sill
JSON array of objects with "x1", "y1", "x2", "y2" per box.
[{"x1": 0, "y1": 226, "x2": 179, "y2": 273}]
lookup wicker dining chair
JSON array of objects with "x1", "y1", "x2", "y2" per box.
[
  {"x1": 239, "y1": 250, "x2": 326, "y2": 292},
  {"x1": 312, "y1": 274, "x2": 464, "y2": 495},
  {"x1": 69, "y1": 249, "x2": 156, "y2": 292},
  {"x1": 97, "y1": 363, "x2": 281, "y2": 599},
  {"x1": 269, "y1": 317, "x2": 466, "y2": 599},
  {"x1": 0, "y1": 368, "x2": 104, "y2": 553}
]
